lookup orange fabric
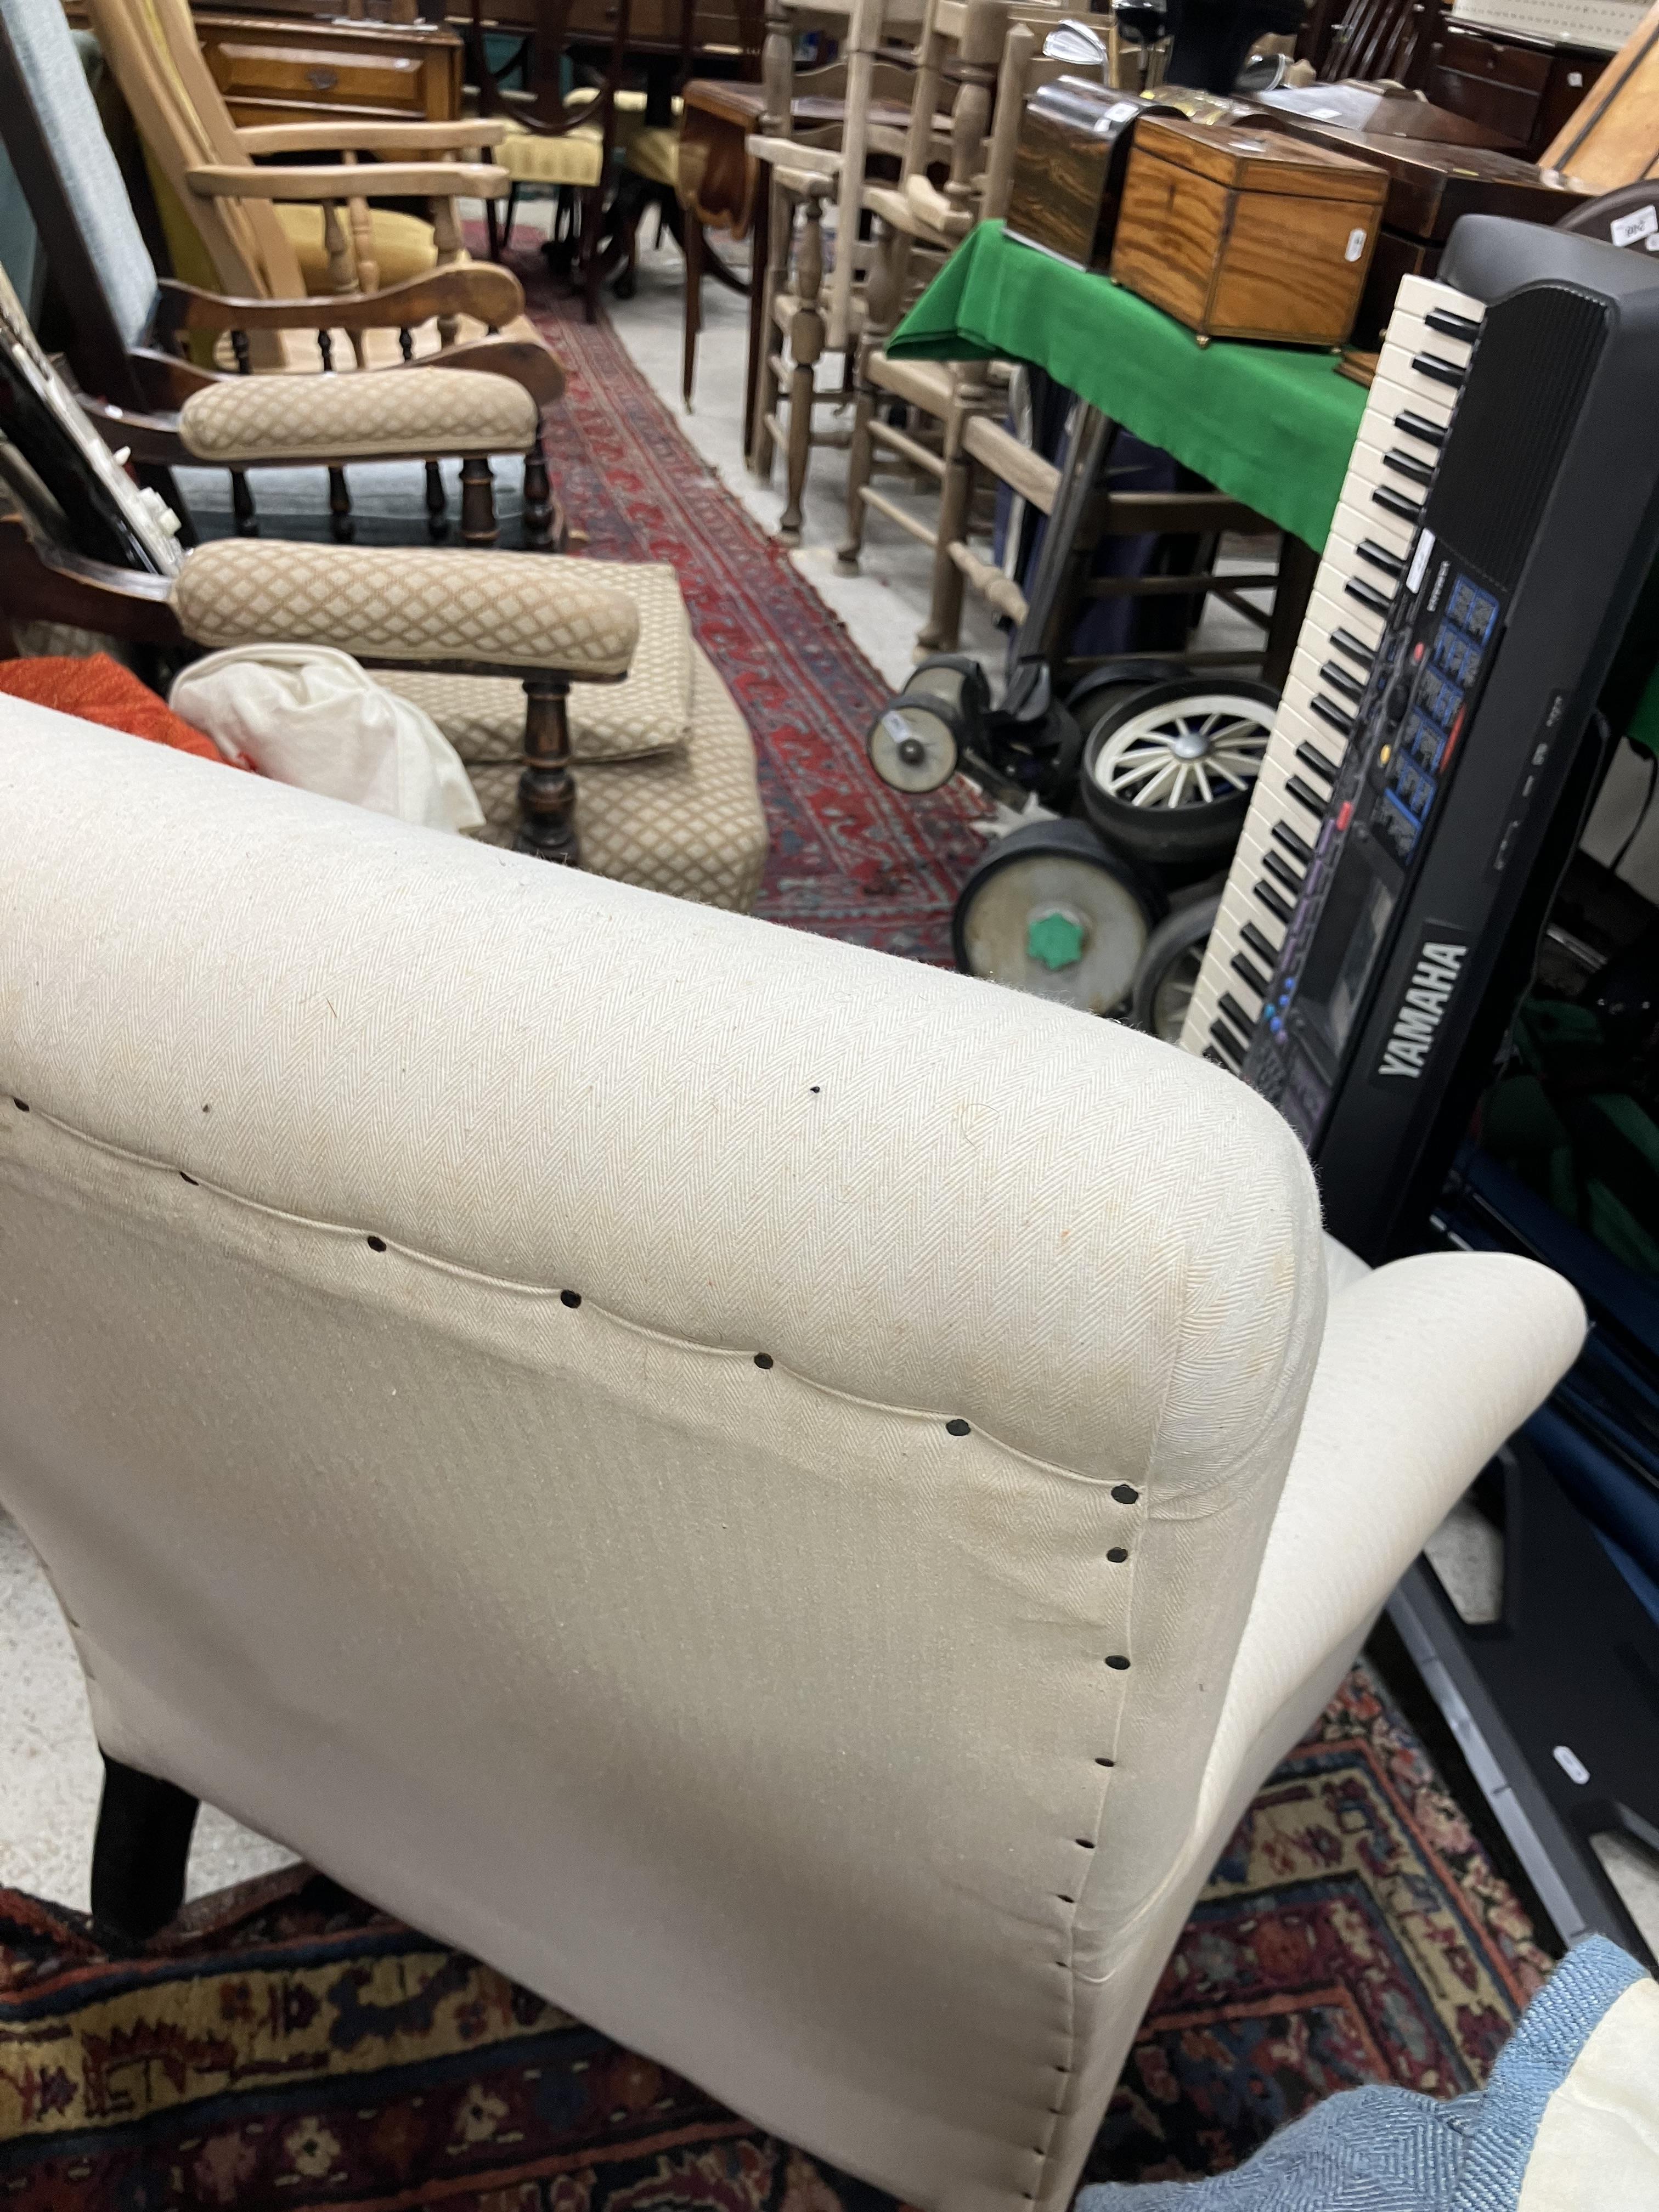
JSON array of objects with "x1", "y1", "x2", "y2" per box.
[{"x1": 0, "y1": 654, "x2": 241, "y2": 764}]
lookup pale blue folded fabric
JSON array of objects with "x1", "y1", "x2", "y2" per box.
[{"x1": 1075, "y1": 1936, "x2": 1649, "y2": 2212}]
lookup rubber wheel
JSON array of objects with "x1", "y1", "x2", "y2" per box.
[
  {"x1": 952, "y1": 820, "x2": 1161, "y2": 1017},
  {"x1": 866, "y1": 696, "x2": 960, "y2": 793},
  {"x1": 1132, "y1": 892, "x2": 1222, "y2": 1042},
  {"x1": 1064, "y1": 658, "x2": 1192, "y2": 725},
  {"x1": 1079, "y1": 678, "x2": 1277, "y2": 869}
]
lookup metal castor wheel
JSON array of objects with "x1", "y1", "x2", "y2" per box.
[
  {"x1": 1079, "y1": 677, "x2": 1277, "y2": 871},
  {"x1": 952, "y1": 819, "x2": 1163, "y2": 1017},
  {"x1": 1131, "y1": 889, "x2": 1223, "y2": 1043}
]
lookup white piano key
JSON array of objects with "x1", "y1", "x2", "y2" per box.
[{"x1": 1394, "y1": 274, "x2": 1484, "y2": 326}]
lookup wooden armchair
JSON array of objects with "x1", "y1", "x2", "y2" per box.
[
  {"x1": 469, "y1": 0, "x2": 631, "y2": 322},
  {"x1": 0, "y1": 0, "x2": 563, "y2": 546},
  {"x1": 87, "y1": 0, "x2": 519, "y2": 362}
]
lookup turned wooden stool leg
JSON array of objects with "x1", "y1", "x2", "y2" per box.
[
  {"x1": 515, "y1": 674, "x2": 579, "y2": 865},
  {"x1": 460, "y1": 456, "x2": 499, "y2": 548},
  {"x1": 91, "y1": 1754, "x2": 198, "y2": 1950},
  {"x1": 779, "y1": 189, "x2": 825, "y2": 546}
]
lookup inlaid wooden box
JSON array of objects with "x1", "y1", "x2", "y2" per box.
[
  {"x1": 1005, "y1": 82, "x2": 1248, "y2": 272},
  {"x1": 1108, "y1": 116, "x2": 1388, "y2": 347}
]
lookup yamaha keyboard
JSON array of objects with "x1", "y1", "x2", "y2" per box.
[{"x1": 1181, "y1": 218, "x2": 1659, "y2": 1260}]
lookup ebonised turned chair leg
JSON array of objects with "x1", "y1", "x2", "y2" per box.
[
  {"x1": 425, "y1": 459, "x2": 450, "y2": 542},
  {"x1": 460, "y1": 456, "x2": 499, "y2": 547},
  {"x1": 328, "y1": 466, "x2": 355, "y2": 544},
  {"x1": 90, "y1": 1753, "x2": 199, "y2": 1950},
  {"x1": 515, "y1": 672, "x2": 578, "y2": 865}
]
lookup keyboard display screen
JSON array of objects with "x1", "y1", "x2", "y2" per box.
[{"x1": 1373, "y1": 567, "x2": 1496, "y2": 861}]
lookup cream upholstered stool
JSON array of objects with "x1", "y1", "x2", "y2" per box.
[{"x1": 167, "y1": 541, "x2": 767, "y2": 909}]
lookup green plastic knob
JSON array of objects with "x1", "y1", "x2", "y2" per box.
[{"x1": 1028, "y1": 910, "x2": 1086, "y2": 970}]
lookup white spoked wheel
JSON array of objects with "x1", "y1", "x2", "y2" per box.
[{"x1": 1080, "y1": 678, "x2": 1279, "y2": 868}]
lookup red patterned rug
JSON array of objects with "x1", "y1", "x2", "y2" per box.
[
  {"x1": 0, "y1": 1661, "x2": 1553, "y2": 2208},
  {"x1": 511, "y1": 249, "x2": 989, "y2": 964}
]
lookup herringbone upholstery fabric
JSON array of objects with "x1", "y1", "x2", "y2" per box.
[
  {"x1": 459, "y1": 642, "x2": 764, "y2": 909},
  {"x1": 178, "y1": 368, "x2": 539, "y2": 464},
  {"x1": 380, "y1": 564, "x2": 692, "y2": 762},
  {"x1": 0, "y1": 701, "x2": 1585, "y2": 2212},
  {"x1": 170, "y1": 543, "x2": 639, "y2": 675}
]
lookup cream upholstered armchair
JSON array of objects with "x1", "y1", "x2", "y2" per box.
[{"x1": 0, "y1": 727, "x2": 1583, "y2": 2212}]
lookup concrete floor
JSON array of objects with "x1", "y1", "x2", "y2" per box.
[{"x1": 3, "y1": 217, "x2": 1657, "y2": 1965}]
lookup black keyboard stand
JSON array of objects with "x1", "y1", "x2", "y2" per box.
[{"x1": 1388, "y1": 1435, "x2": 1659, "y2": 1968}]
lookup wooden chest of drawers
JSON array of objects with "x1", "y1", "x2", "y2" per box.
[{"x1": 192, "y1": 9, "x2": 462, "y2": 124}]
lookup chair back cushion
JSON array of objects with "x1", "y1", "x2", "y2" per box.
[
  {"x1": 0, "y1": 710, "x2": 1325, "y2": 2212},
  {"x1": 0, "y1": 0, "x2": 157, "y2": 349}
]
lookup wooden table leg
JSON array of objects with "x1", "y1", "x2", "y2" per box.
[
  {"x1": 1262, "y1": 531, "x2": 1318, "y2": 694},
  {"x1": 684, "y1": 212, "x2": 704, "y2": 410}
]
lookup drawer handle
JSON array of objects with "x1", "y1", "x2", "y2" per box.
[{"x1": 305, "y1": 64, "x2": 338, "y2": 88}]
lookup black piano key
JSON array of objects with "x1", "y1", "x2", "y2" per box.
[
  {"x1": 1219, "y1": 991, "x2": 1258, "y2": 1040},
  {"x1": 1330, "y1": 626, "x2": 1375, "y2": 672},
  {"x1": 1204, "y1": 1042, "x2": 1235, "y2": 1071},
  {"x1": 1232, "y1": 950, "x2": 1270, "y2": 997},
  {"x1": 1286, "y1": 774, "x2": 1327, "y2": 818},
  {"x1": 1273, "y1": 820, "x2": 1314, "y2": 866},
  {"x1": 1425, "y1": 307, "x2": 1481, "y2": 344},
  {"x1": 1384, "y1": 445, "x2": 1434, "y2": 487},
  {"x1": 1346, "y1": 574, "x2": 1393, "y2": 616},
  {"x1": 1306, "y1": 702, "x2": 1349, "y2": 747},
  {"x1": 1411, "y1": 351, "x2": 1464, "y2": 387},
  {"x1": 1240, "y1": 919, "x2": 1279, "y2": 969},
  {"x1": 1253, "y1": 877, "x2": 1294, "y2": 926},
  {"x1": 1357, "y1": 538, "x2": 1404, "y2": 578},
  {"x1": 1298, "y1": 738, "x2": 1341, "y2": 782},
  {"x1": 1395, "y1": 409, "x2": 1446, "y2": 450},
  {"x1": 1263, "y1": 847, "x2": 1304, "y2": 896},
  {"x1": 1320, "y1": 659, "x2": 1364, "y2": 702},
  {"x1": 1373, "y1": 484, "x2": 1422, "y2": 522},
  {"x1": 1209, "y1": 1017, "x2": 1244, "y2": 1062}
]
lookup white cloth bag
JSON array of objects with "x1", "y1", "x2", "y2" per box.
[{"x1": 170, "y1": 645, "x2": 484, "y2": 833}]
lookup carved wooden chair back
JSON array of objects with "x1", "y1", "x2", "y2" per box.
[
  {"x1": 1314, "y1": 0, "x2": 1444, "y2": 87},
  {"x1": 86, "y1": 0, "x2": 308, "y2": 301}
]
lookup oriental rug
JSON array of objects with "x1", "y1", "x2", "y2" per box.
[{"x1": 0, "y1": 1661, "x2": 1555, "y2": 2208}]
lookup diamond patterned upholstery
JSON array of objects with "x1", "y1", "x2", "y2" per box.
[
  {"x1": 379, "y1": 562, "x2": 692, "y2": 761},
  {"x1": 178, "y1": 369, "x2": 540, "y2": 465},
  {"x1": 171, "y1": 543, "x2": 641, "y2": 676}
]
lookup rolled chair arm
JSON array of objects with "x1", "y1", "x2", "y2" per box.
[
  {"x1": 185, "y1": 161, "x2": 511, "y2": 201},
  {"x1": 178, "y1": 369, "x2": 539, "y2": 466},
  {"x1": 171, "y1": 543, "x2": 639, "y2": 679},
  {"x1": 238, "y1": 120, "x2": 511, "y2": 155},
  {"x1": 1197, "y1": 1248, "x2": 1587, "y2": 1829}
]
